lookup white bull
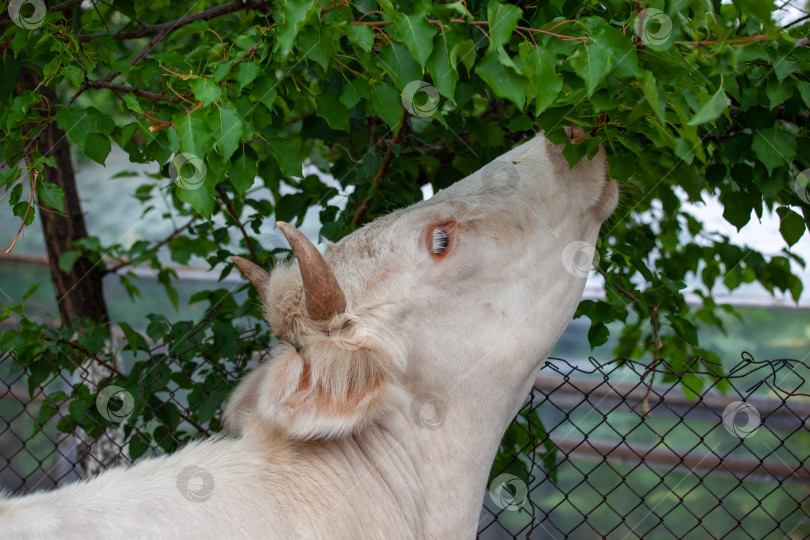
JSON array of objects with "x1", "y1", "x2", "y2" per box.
[{"x1": 0, "y1": 131, "x2": 618, "y2": 539}]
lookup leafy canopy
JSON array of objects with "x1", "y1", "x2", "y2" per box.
[{"x1": 1, "y1": 0, "x2": 809, "y2": 471}]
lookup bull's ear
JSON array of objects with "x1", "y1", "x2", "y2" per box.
[{"x1": 225, "y1": 327, "x2": 408, "y2": 440}]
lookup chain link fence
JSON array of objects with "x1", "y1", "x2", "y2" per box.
[{"x1": 1, "y1": 321, "x2": 808, "y2": 539}]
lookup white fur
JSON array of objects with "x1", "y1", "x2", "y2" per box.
[{"x1": 0, "y1": 132, "x2": 618, "y2": 539}]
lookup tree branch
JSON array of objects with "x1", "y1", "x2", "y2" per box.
[
  {"x1": 78, "y1": 0, "x2": 269, "y2": 41},
  {"x1": 104, "y1": 217, "x2": 197, "y2": 275},
  {"x1": 351, "y1": 116, "x2": 407, "y2": 227},
  {"x1": 85, "y1": 80, "x2": 191, "y2": 103},
  {"x1": 674, "y1": 34, "x2": 772, "y2": 46},
  {"x1": 785, "y1": 14, "x2": 810, "y2": 29},
  {"x1": 216, "y1": 186, "x2": 258, "y2": 260},
  {"x1": 595, "y1": 266, "x2": 640, "y2": 304}
]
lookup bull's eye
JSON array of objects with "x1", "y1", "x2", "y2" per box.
[{"x1": 432, "y1": 228, "x2": 449, "y2": 254}]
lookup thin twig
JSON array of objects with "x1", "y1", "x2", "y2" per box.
[
  {"x1": 4, "y1": 157, "x2": 38, "y2": 255},
  {"x1": 351, "y1": 17, "x2": 587, "y2": 42},
  {"x1": 85, "y1": 80, "x2": 189, "y2": 103},
  {"x1": 105, "y1": 217, "x2": 197, "y2": 274},
  {"x1": 321, "y1": 0, "x2": 349, "y2": 16},
  {"x1": 631, "y1": 305, "x2": 661, "y2": 413},
  {"x1": 595, "y1": 266, "x2": 639, "y2": 304},
  {"x1": 351, "y1": 116, "x2": 407, "y2": 226},
  {"x1": 675, "y1": 34, "x2": 771, "y2": 46},
  {"x1": 96, "y1": 0, "x2": 149, "y2": 27},
  {"x1": 78, "y1": 0, "x2": 269, "y2": 41},
  {"x1": 215, "y1": 186, "x2": 258, "y2": 260},
  {"x1": 57, "y1": 339, "x2": 130, "y2": 379},
  {"x1": 784, "y1": 13, "x2": 810, "y2": 29}
]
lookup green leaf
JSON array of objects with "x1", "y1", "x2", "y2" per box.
[
  {"x1": 230, "y1": 154, "x2": 258, "y2": 197},
  {"x1": 146, "y1": 314, "x2": 170, "y2": 341},
  {"x1": 427, "y1": 31, "x2": 460, "y2": 100},
  {"x1": 571, "y1": 40, "x2": 613, "y2": 97},
  {"x1": 721, "y1": 191, "x2": 754, "y2": 230},
  {"x1": 393, "y1": 13, "x2": 437, "y2": 67},
  {"x1": 252, "y1": 76, "x2": 279, "y2": 111},
  {"x1": 681, "y1": 372, "x2": 703, "y2": 400},
  {"x1": 84, "y1": 133, "x2": 111, "y2": 165},
  {"x1": 587, "y1": 322, "x2": 610, "y2": 348},
  {"x1": 797, "y1": 81, "x2": 810, "y2": 109},
  {"x1": 177, "y1": 182, "x2": 215, "y2": 218},
  {"x1": 129, "y1": 436, "x2": 150, "y2": 460},
  {"x1": 267, "y1": 138, "x2": 302, "y2": 177},
  {"x1": 455, "y1": 39, "x2": 476, "y2": 76},
  {"x1": 776, "y1": 207, "x2": 805, "y2": 247},
  {"x1": 207, "y1": 102, "x2": 243, "y2": 162},
  {"x1": 0, "y1": 167, "x2": 22, "y2": 189},
  {"x1": 666, "y1": 314, "x2": 698, "y2": 345},
  {"x1": 346, "y1": 24, "x2": 375, "y2": 52},
  {"x1": 732, "y1": 0, "x2": 774, "y2": 22},
  {"x1": 774, "y1": 58, "x2": 798, "y2": 81},
  {"x1": 475, "y1": 50, "x2": 528, "y2": 108},
  {"x1": 371, "y1": 83, "x2": 404, "y2": 129},
  {"x1": 190, "y1": 78, "x2": 222, "y2": 107},
  {"x1": 519, "y1": 43, "x2": 561, "y2": 115},
  {"x1": 379, "y1": 42, "x2": 422, "y2": 90},
  {"x1": 316, "y1": 92, "x2": 350, "y2": 131},
  {"x1": 234, "y1": 62, "x2": 260, "y2": 91},
  {"x1": 752, "y1": 128, "x2": 796, "y2": 175},
  {"x1": 58, "y1": 250, "x2": 82, "y2": 273},
  {"x1": 37, "y1": 182, "x2": 65, "y2": 213},
  {"x1": 54, "y1": 108, "x2": 94, "y2": 146},
  {"x1": 276, "y1": 192, "x2": 309, "y2": 223},
  {"x1": 487, "y1": 0, "x2": 522, "y2": 50},
  {"x1": 22, "y1": 282, "x2": 40, "y2": 301},
  {"x1": 302, "y1": 25, "x2": 335, "y2": 70},
  {"x1": 640, "y1": 69, "x2": 665, "y2": 123},
  {"x1": 765, "y1": 78, "x2": 793, "y2": 109},
  {"x1": 687, "y1": 88, "x2": 731, "y2": 126},
  {"x1": 119, "y1": 322, "x2": 145, "y2": 352},
  {"x1": 275, "y1": 0, "x2": 317, "y2": 58},
  {"x1": 173, "y1": 110, "x2": 210, "y2": 157}
]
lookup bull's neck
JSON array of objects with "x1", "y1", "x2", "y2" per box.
[{"x1": 336, "y1": 377, "x2": 535, "y2": 538}]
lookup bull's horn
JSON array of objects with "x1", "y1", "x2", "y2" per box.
[
  {"x1": 232, "y1": 256, "x2": 271, "y2": 304},
  {"x1": 276, "y1": 221, "x2": 346, "y2": 321}
]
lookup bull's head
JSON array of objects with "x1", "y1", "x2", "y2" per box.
[{"x1": 225, "y1": 131, "x2": 618, "y2": 443}]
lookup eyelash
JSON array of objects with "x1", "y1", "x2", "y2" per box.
[{"x1": 432, "y1": 228, "x2": 449, "y2": 254}]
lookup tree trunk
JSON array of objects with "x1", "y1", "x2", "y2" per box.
[{"x1": 16, "y1": 67, "x2": 128, "y2": 478}]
